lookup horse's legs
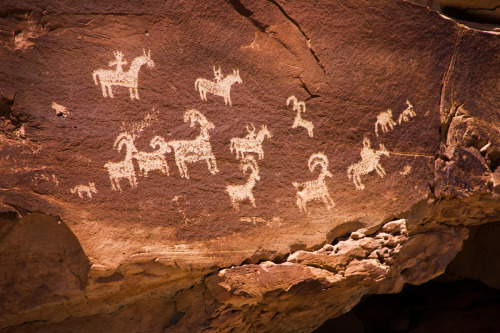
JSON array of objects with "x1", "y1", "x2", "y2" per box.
[
  {"x1": 375, "y1": 164, "x2": 386, "y2": 177},
  {"x1": 135, "y1": 88, "x2": 140, "y2": 100},
  {"x1": 108, "y1": 85, "x2": 114, "y2": 98},
  {"x1": 129, "y1": 88, "x2": 134, "y2": 100},
  {"x1": 181, "y1": 161, "x2": 189, "y2": 179},
  {"x1": 101, "y1": 84, "x2": 108, "y2": 97},
  {"x1": 249, "y1": 194, "x2": 256, "y2": 207}
]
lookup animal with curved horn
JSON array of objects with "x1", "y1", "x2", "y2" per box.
[
  {"x1": 226, "y1": 155, "x2": 260, "y2": 210},
  {"x1": 104, "y1": 132, "x2": 138, "y2": 191},
  {"x1": 293, "y1": 152, "x2": 334, "y2": 212},
  {"x1": 287, "y1": 95, "x2": 314, "y2": 137},
  {"x1": 93, "y1": 49, "x2": 155, "y2": 100},
  {"x1": 165, "y1": 109, "x2": 218, "y2": 179},
  {"x1": 398, "y1": 100, "x2": 416, "y2": 124}
]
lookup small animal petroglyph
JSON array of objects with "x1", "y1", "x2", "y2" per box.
[
  {"x1": 347, "y1": 137, "x2": 389, "y2": 190},
  {"x1": 92, "y1": 49, "x2": 155, "y2": 100},
  {"x1": 134, "y1": 136, "x2": 171, "y2": 177},
  {"x1": 286, "y1": 95, "x2": 314, "y2": 137},
  {"x1": 375, "y1": 109, "x2": 396, "y2": 137},
  {"x1": 70, "y1": 182, "x2": 97, "y2": 199},
  {"x1": 400, "y1": 164, "x2": 412, "y2": 176},
  {"x1": 226, "y1": 155, "x2": 260, "y2": 210},
  {"x1": 293, "y1": 153, "x2": 334, "y2": 212},
  {"x1": 104, "y1": 133, "x2": 138, "y2": 191},
  {"x1": 195, "y1": 67, "x2": 242, "y2": 106},
  {"x1": 51, "y1": 102, "x2": 68, "y2": 117},
  {"x1": 230, "y1": 123, "x2": 272, "y2": 159},
  {"x1": 398, "y1": 100, "x2": 416, "y2": 124},
  {"x1": 155, "y1": 110, "x2": 218, "y2": 179}
]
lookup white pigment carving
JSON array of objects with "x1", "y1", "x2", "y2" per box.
[
  {"x1": 70, "y1": 182, "x2": 97, "y2": 199},
  {"x1": 400, "y1": 164, "x2": 412, "y2": 176},
  {"x1": 293, "y1": 153, "x2": 334, "y2": 212},
  {"x1": 286, "y1": 95, "x2": 314, "y2": 137},
  {"x1": 347, "y1": 137, "x2": 389, "y2": 190},
  {"x1": 375, "y1": 109, "x2": 396, "y2": 137},
  {"x1": 134, "y1": 136, "x2": 171, "y2": 177},
  {"x1": 226, "y1": 155, "x2": 260, "y2": 210},
  {"x1": 229, "y1": 123, "x2": 272, "y2": 159},
  {"x1": 157, "y1": 109, "x2": 218, "y2": 179},
  {"x1": 398, "y1": 100, "x2": 416, "y2": 124},
  {"x1": 92, "y1": 49, "x2": 155, "y2": 100},
  {"x1": 195, "y1": 68, "x2": 242, "y2": 106},
  {"x1": 104, "y1": 133, "x2": 138, "y2": 191}
]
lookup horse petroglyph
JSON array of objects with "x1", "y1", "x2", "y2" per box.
[
  {"x1": 226, "y1": 155, "x2": 260, "y2": 210},
  {"x1": 70, "y1": 182, "x2": 97, "y2": 199},
  {"x1": 104, "y1": 133, "x2": 138, "y2": 191},
  {"x1": 286, "y1": 95, "x2": 314, "y2": 137},
  {"x1": 159, "y1": 109, "x2": 218, "y2": 179},
  {"x1": 93, "y1": 49, "x2": 154, "y2": 100},
  {"x1": 195, "y1": 67, "x2": 242, "y2": 106},
  {"x1": 51, "y1": 102, "x2": 68, "y2": 117},
  {"x1": 398, "y1": 100, "x2": 416, "y2": 124},
  {"x1": 347, "y1": 137, "x2": 389, "y2": 190},
  {"x1": 230, "y1": 123, "x2": 272, "y2": 159},
  {"x1": 375, "y1": 109, "x2": 396, "y2": 137},
  {"x1": 293, "y1": 153, "x2": 334, "y2": 212}
]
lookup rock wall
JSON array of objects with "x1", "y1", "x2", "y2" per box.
[{"x1": 0, "y1": 0, "x2": 499, "y2": 331}]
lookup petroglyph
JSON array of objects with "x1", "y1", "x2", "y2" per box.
[
  {"x1": 375, "y1": 109, "x2": 396, "y2": 137},
  {"x1": 400, "y1": 164, "x2": 412, "y2": 176},
  {"x1": 51, "y1": 102, "x2": 68, "y2": 117},
  {"x1": 158, "y1": 110, "x2": 218, "y2": 179},
  {"x1": 70, "y1": 182, "x2": 97, "y2": 199},
  {"x1": 195, "y1": 68, "x2": 242, "y2": 106},
  {"x1": 120, "y1": 107, "x2": 159, "y2": 137},
  {"x1": 92, "y1": 49, "x2": 154, "y2": 100},
  {"x1": 286, "y1": 95, "x2": 314, "y2": 137},
  {"x1": 230, "y1": 123, "x2": 272, "y2": 159},
  {"x1": 226, "y1": 156, "x2": 260, "y2": 210},
  {"x1": 347, "y1": 137, "x2": 389, "y2": 190},
  {"x1": 398, "y1": 100, "x2": 416, "y2": 124},
  {"x1": 134, "y1": 136, "x2": 171, "y2": 177},
  {"x1": 293, "y1": 153, "x2": 334, "y2": 212},
  {"x1": 104, "y1": 133, "x2": 138, "y2": 191}
]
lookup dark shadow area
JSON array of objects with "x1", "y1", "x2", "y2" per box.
[{"x1": 316, "y1": 221, "x2": 500, "y2": 333}]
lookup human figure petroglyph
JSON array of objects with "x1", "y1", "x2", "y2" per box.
[
  {"x1": 109, "y1": 51, "x2": 127, "y2": 73},
  {"x1": 293, "y1": 153, "x2": 334, "y2": 212},
  {"x1": 230, "y1": 124, "x2": 272, "y2": 159},
  {"x1": 226, "y1": 155, "x2": 260, "y2": 210},
  {"x1": 398, "y1": 100, "x2": 416, "y2": 124},
  {"x1": 158, "y1": 109, "x2": 218, "y2": 179},
  {"x1": 286, "y1": 95, "x2": 314, "y2": 137},
  {"x1": 92, "y1": 49, "x2": 155, "y2": 100},
  {"x1": 104, "y1": 133, "x2": 138, "y2": 191},
  {"x1": 375, "y1": 109, "x2": 396, "y2": 137},
  {"x1": 347, "y1": 137, "x2": 389, "y2": 190},
  {"x1": 70, "y1": 182, "x2": 97, "y2": 199},
  {"x1": 213, "y1": 65, "x2": 223, "y2": 83},
  {"x1": 195, "y1": 68, "x2": 242, "y2": 106}
]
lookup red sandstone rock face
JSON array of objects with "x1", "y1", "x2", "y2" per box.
[{"x1": 0, "y1": 0, "x2": 499, "y2": 331}]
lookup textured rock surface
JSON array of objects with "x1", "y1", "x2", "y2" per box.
[{"x1": 0, "y1": 0, "x2": 499, "y2": 331}]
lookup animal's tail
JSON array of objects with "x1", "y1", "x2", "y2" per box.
[
  {"x1": 92, "y1": 71, "x2": 99, "y2": 85},
  {"x1": 70, "y1": 187, "x2": 76, "y2": 194},
  {"x1": 194, "y1": 78, "x2": 201, "y2": 91}
]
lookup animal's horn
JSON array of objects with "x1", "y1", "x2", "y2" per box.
[
  {"x1": 298, "y1": 101, "x2": 306, "y2": 112},
  {"x1": 148, "y1": 49, "x2": 151, "y2": 57},
  {"x1": 286, "y1": 95, "x2": 297, "y2": 107}
]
